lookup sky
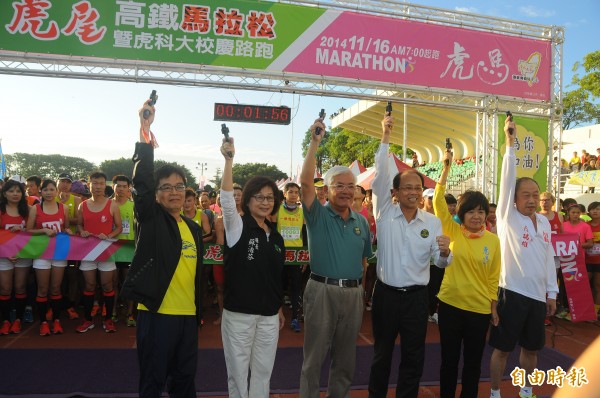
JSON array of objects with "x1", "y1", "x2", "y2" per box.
[{"x1": 1, "y1": 0, "x2": 598, "y2": 186}]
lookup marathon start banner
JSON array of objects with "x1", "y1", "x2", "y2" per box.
[
  {"x1": 0, "y1": 0, "x2": 551, "y2": 101},
  {"x1": 552, "y1": 233, "x2": 597, "y2": 322}
]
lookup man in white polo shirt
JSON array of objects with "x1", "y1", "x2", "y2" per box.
[{"x1": 489, "y1": 116, "x2": 558, "y2": 398}]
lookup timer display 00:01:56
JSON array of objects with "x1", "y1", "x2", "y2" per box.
[{"x1": 214, "y1": 103, "x2": 291, "y2": 125}]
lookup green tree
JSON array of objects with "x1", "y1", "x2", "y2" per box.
[
  {"x1": 574, "y1": 50, "x2": 600, "y2": 97},
  {"x1": 231, "y1": 163, "x2": 287, "y2": 187},
  {"x1": 562, "y1": 50, "x2": 600, "y2": 129},
  {"x1": 562, "y1": 88, "x2": 600, "y2": 130},
  {"x1": 99, "y1": 158, "x2": 196, "y2": 187},
  {"x1": 154, "y1": 160, "x2": 197, "y2": 188},
  {"x1": 301, "y1": 128, "x2": 410, "y2": 173},
  {"x1": 5, "y1": 153, "x2": 97, "y2": 180},
  {"x1": 99, "y1": 157, "x2": 134, "y2": 180},
  {"x1": 301, "y1": 127, "x2": 337, "y2": 174}
]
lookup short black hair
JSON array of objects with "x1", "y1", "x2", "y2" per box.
[
  {"x1": 392, "y1": 169, "x2": 425, "y2": 190},
  {"x1": 562, "y1": 198, "x2": 577, "y2": 211},
  {"x1": 185, "y1": 187, "x2": 197, "y2": 199},
  {"x1": 356, "y1": 185, "x2": 366, "y2": 196},
  {"x1": 112, "y1": 175, "x2": 131, "y2": 186},
  {"x1": 89, "y1": 171, "x2": 107, "y2": 181},
  {"x1": 444, "y1": 193, "x2": 457, "y2": 205},
  {"x1": 588, "y1": 201, "x2": 600, "y2": 212},
  {"x1": 489, "y1": 203, "x2": 497, "y2": 209},
  {"x1": 26, "y1": 175, "x2": 41, "y2": 186},
  {"x1": 456, "y1": 190, "x2": 490, "y2": 223},
  {"x1": 155, "y1": 165, "x2": 186, "y2": 189},
  {"x1": 241, "y1": 176, "x2": 281, "y2": 216},
  {"x1": 284, "y1": 182, "x2": 300, "y2": 193}
]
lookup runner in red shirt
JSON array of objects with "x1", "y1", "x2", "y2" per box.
[
  {"x1": 76, "y1": 172, "x2": 122, "y2": 333},
  {"x1": 0, "y1": 180, "x2": 31, "y2": 335},
  {"x1": 26, "y1": 179, "x2": 71, "y2": 336},
  {"x1": 586, "y1": 202, "x2": 600, "y2": 320}
]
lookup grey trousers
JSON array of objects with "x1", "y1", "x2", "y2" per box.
[{"x1": 299, "y1": 279, "x2": 364, "y2": 398}]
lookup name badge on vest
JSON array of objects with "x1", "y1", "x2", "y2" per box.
[
  {"x1": 354, "y1": 227, "x2": 361, "y2": 235},
  {"x1": 420, "y1": 229, "x2": 429, "y2": 238}
]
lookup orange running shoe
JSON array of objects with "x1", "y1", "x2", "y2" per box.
[
  {"x1": 103, "y1": 319, "x2": 117, "y2": 333},
  {"x1": 91, "y1": 303, "x2": 100, "y2": 317},
  {"x1": 76, "y1": 320, "x2": 95, "y2": 333},
  {"x1": 39, "y1": 321, "x2": 51, "y2": 336},
  {"x1": 9, "y1": 319, "x2": 22, "y2": 334},
  {"x1": 0, "y1": 320, "x2": 10, "y2": 335},
  {"x1": 53, "y1": 319, "x2": 64, "y2": 334},
  {"x1": 66, "y1": 307, "x2": 79, "y2": 320}
]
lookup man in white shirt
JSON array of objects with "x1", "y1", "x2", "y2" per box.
[
  {"x1": 489, "y1": 116, "x2": 558, "y2": 398},
  {"x1": 368, "y1": 113, "x2": 451, "y2": 398}
]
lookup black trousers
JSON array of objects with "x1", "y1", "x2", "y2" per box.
[
  {"x1": 137, "y1": 311, "x2": 198, "y2": 398},
  {"x1": 368, "y1": 281, "x2": 428, "y2": 398},
  {"x1": 282, "y1": 264, "x2": 303, "y2": 319},
  {"x1": 427, "y1": 264, "x2": 445, "y2": 316},
  {"x1": 438, "y1": 301, "x2": 490, "y2": 398}
]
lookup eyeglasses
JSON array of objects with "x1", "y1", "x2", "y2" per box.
[
  {"x1": 252, "y1": 194, "x2": 275, "y2": 203},
  {"x1": 399, "y1": 186, "x2": 423, "y2": 192},
  {"x1": 330, "y1": 184, "x2": 356, "y2": 192},
  {"x1": 157, "y1": 184, "x2": 186, "y2": 192}
]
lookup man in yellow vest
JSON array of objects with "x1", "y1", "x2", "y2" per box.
[
  {"x1": 112, "y1": 175, "x2": 136, "y2": 326},
  {"x1": 276, "y1": 182, "x2": 305, "y2": 332}
]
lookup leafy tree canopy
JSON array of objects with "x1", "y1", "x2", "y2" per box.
[
  {"x1": 5, "y1": 153, "x2": 97, "y2": 180},
  {"x1": 301, "y1": 127, "x2": 410, "y2": 174},
  {"x1": 563, "y1": 50, "x2": 600, "y2": 129},
  {"x1": 231, "y1": 163, "x2": 287, "y2": 187}
]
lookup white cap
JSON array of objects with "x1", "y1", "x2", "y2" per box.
[
  {"x1": 10, "y1": 175, "x2": 26, "y2": 183},
  {"x1": 422, "y1": 188, "x2": 435, "y2": 198}
]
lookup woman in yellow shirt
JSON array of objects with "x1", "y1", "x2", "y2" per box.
[{"x1": 433, "y1": 150, "x2": 501, "y2": 398}]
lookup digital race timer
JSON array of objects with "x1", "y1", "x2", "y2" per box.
[{"x1": 214, "y1": 103, "x2": 291, "y2": 125}]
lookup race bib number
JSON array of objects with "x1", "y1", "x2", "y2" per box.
[
  {"x1": 586, "y1": 243, "x2": 600, "y2": 256},
  {"x1": 121, "y1": 219, "x2": 131, "y2": 234},
  {"x1": 42, "y1": 221, "x2": 62, "y2": 233},
  {"x1": 4, "y1": 222, "x2": 24, "y2": 230},
  {"x1": 281, "y1": 225, "x2": 301, "y2": 241}
]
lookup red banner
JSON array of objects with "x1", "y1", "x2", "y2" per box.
[{"x1": 552, "y1": 233, "x2": 596, "y2": 322}]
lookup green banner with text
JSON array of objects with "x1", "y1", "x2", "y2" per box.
[
  {"x1": 0, "y1": 0, "x2": 324, "y2": 69},
  {"x1": 498, "y1": 115, "x2": 549, "y2": 192}
]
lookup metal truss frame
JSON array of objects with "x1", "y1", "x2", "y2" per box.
[{"x1": 0, "y1": 0, "x2": 563, "y2": 199}]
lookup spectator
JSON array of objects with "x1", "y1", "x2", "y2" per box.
[
  {"x1": 412, "y1": 153, "x2": 419, "y2": 168},
  {"x1": 569, "y1": 151, "x2": 582, "y2": 172}
]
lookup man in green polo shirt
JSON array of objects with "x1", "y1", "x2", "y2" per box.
[{"x1": 299, "y1": 117, "x2": 372, "y2": 398}]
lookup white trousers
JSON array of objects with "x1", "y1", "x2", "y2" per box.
[{"x1": 221, "y1": 309, "x2": 280, "y2": 398}]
